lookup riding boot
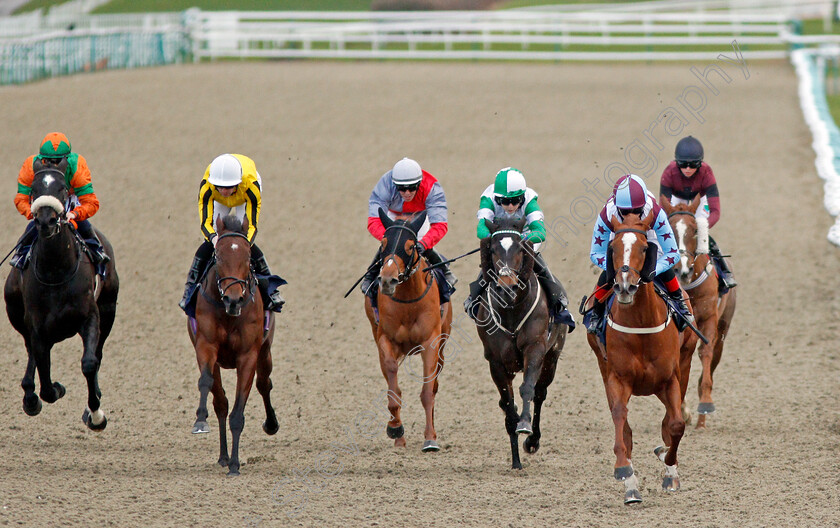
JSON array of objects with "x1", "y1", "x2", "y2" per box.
[
  {"x1": 584, "y1": 299, "x2": 606, "y2": 334},
  {"x1": 668, "y1": 287, "x2": 695, "y2": 325},
  {"x1": 253, "y1": 254, "x2": 285, "y2": 312},
  {"x1": 708, "y1": 237, "x2": 737, "y2": 288},
  {"x1": 75, "y1": 220, "x2": 110, "y2": 267},
  {"x1": 423, "y1": 247, "x2": 457, "y2": 287},
  {"x1": 10, "y1": 222, "x2": 37, "y2": 270},
  {"x1": 463, "y1": 274, "x2": 487, "y2": 323},
  {"x1": 179, "y1": 255, "x2": 209, "y2": 311},
  {"x1": 360, "y1": 248, "x2": 383, "y2": 298}
]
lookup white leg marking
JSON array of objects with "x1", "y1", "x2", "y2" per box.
[
  {"x1": 88, "y1": 408, "x2": 105, "y2": 426},
  {"x1": 624, "y1": 474, "x2": 640, "y2": 492},
  {"x1": 665, "y1": 464, "x2": 679, "y2": 478}
]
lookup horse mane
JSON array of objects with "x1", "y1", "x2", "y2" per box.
[
  {"x1": 479, "y1": 237, "x2": 492, "y2": 278},
  {"x1": 220, "y1": 215, "x2": 245, "y2": 235}
]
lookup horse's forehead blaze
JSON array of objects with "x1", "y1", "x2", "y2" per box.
[
  {"x1": 499, "y1": 237, "x2": 514, "y2": 252},
  {"x1": 620, "y1": 233, "x2": 637, "y2": 267}
]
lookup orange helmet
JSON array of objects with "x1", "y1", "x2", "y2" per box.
[{"x1": 39, "y1": 132, "x2": 71, "y2": 158}]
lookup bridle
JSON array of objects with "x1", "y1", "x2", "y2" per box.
[
  {"x1": 667, "y1": 210, "x2": 698, "y2": 259},
  {"x1": 490, "y1": 229, "x2": 529, "y2": 283},
  {"x1": 382, "y1": 223, "x2": 423, "y2": 286},
  {"x1": 213, "y1": 231, "x2": 255, "y2": 305},
  {"x1": 666, "y1": 209, "x2": 711, "y2": 290},
  {"x1": 612, "y1": 227, "x2": 649, "y2": 282}
]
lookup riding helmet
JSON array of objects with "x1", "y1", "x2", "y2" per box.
[
  {"x1": 674, "y1": 136, "x2": 704, "y2": 162},
  {"x1": 493, "y1": 167, "x2": 526, "y2": 199},
  {"x1": 39, "y1": 132, "x2": 71, "y2": 158},
  {"x1": 613, "y1": 174, "x2": 648, "y2": 210},
  {"x1": 207, "y1": 154, "x2": 243, "y2": 187},
  {"x1": 391, "y1": 158, "x2": 423, "y2": 185}
]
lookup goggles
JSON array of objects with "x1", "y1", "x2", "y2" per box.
[{"x1": 677, "y1": 160, "x2": 702, "y2": 169}]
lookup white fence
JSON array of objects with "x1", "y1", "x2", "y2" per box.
[{"x1": 189, "y1": 10, "x2": 793, "y2": 62}]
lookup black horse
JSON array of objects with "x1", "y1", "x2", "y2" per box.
[
  {"x1": 473, "y1": 216, "x2": 568, "y2": 469},
  {"x1": 4, "y1": 159, "x2": 119, "y2": 430}
]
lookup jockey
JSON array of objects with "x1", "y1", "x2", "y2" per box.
[
  {"x1": 178, "y1": 153, "x2": 285, "y2": 313},
  {"x1": 583, "y1": 174, "x2": 693, "y2": 334},
  {"x1": 11, "y1": 132, "x2": 109, "y2": 272},
  {"x1": 659, "y1": 136, "x2": 737, "y2": 289},
  {"x1": 464, "y1": 167, "x2": 571, "y2": 323},
  {"x1": 360, "y1": 158, "x2": 456, "y2": 298}
]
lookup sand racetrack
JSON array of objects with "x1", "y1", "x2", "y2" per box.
[{"x1": 0, "y1": 59, "x2": 837, "y2": 527}]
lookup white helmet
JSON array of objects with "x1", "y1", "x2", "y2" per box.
[
  {"x1": 207, "y1": 154, "x2": 243, "y2": 187},
  {"x1": 391, "y1": 158, "x2": 423, "y2": 185}
]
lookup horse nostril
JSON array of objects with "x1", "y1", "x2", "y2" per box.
[
  {"x1": 628, "y1": 284, "x2": 638, "y2": 294},
  {"x1": 612, "y1": 284, "x2": 621, "y2": 293}
]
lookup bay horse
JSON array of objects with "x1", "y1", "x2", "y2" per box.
[
  {"x1": 4, "y1": 159, "x2": 119, "y2": 430},
  {"x1": 364, "y1": 209, "x2": 452, "y2": 451},
  {"x1": 474, "y1": 217, "x2": 568, "y2": 469},
  {"x1": 585, "y1": 212, "x2": 685, "y2": 504},
  {"x1": 661, "y1": 196, "x2": 737, "y2": 429},
  {"x1": 187, "y1": 215, "x2": 279, "y2": 477}
]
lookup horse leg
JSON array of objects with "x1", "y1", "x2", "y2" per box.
[
  {"x1": 211, "y1": 364, "x2": 230, "y2": 467},
  {"x1": 419, "y1": 336, "x2": 445, "y2": 453},
  {"x1": 489, "y1": 361, "x2": 521, "y2": 469},
  {"x1": 654, "y1": 376, "x2": 686, "y2": 492},
  {"x1": 256, "y1": 344, "x2": 279, "y2": 436},
  {"x1": 31, "y1": 336, "x2": 64, "y2": 404},
  {"x1": 524, "y1": 349, "x2": 558, "y2": 454},
  {"x1": 92, "y1": 296, "x2": 117, "y2": 401},
  {"x1": 227, "y1": 351, "x2": 258, "y2": 477},
  {"x1": 80, "y1": 314, "x2": 107, "y2": 431},
  {"x1": 606, "y1": 376, "x2": 638, "y2": 503},
  {"x1": 21, "y1": 351, "x2": 41, "y2": 416},
  {"x1": 678, "y1": 331, "x2": 696, "y2": 427},
  {"x1": 377, "y1": 338, "x2": 405, "y2": 447},
  {"x1": 516, "y1": 344, "x2": 546, "y2": 436},
  {"x1": 192, "y1": 343, "x2": 218, "y2": 435}
]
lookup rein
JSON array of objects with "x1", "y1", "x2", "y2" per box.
[
  {"x1": 486, "y1": 276, "x2": 541, "y2": 337},
  {"x1": 204, "y1": 232, "x2": 256, "y2": 307}
]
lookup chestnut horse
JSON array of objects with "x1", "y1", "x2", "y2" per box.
[
  {"x1": 475, "y1": 217, "x2": 568, "y2": 469},
  {"x1": 586, "y1": 212, "x2": 685, "y2": 504},
  {"x1": 661, "y1": 196, "x2": 737, "y2": 429},
  {"x1": 187, "y1": 215, "x2": 279, "y2": 476},
  {"x1": 364, "y1": 209, "x2": 452, "y2": 451}
]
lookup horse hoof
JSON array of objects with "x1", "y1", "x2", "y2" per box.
[
  {"x1": 386, "y1": 424, "x2": 404, "y2": 439},
  {"x1": 262, "y1": 420, "x2": 279, "y2": 436},
  {"x1": 624, "y1": 489, "x2": 642, "y2": 504},
  {"x1": 23, "y1": 395, "x2": 42, "y2": 416},
  {"x1": 421, "y1": 440, "x2": 440, "y2": 452},
  {"x1": 653, "y1": 446, "x2": 669, "y2": 462},
  {"x1": 515, "y1": 420, "x2": 533, "y2": 436},
  {"x1": 192, "y1": 421, "x2": 210, "y2": 434},
  {"x1": 662, "y1": 476, "x2": 680, "y2": 492},
  {"x1": 614, "y1": 465, "x2": 634, "y2": 481},
  {"x1": 226, "y1": 469, "x2": 240, "y2": 477},
  {"x1": 697, "y1": 403, "x2": 716, "y2": 415},
  {"x1": 523, "y1": 435, "x2": 540, "y2": 454},
  {"x1": 82, "y1": 409, "x2": 108, "y2": 431}
]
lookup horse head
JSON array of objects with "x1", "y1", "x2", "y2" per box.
[
  {"x1": 213, "y1": 215, "x2": 253, "y2": 317},
  {"x1": 660, "y1": 195, "x2": 702, "y2": 282},
  {"x1": 609, "y1": 211, "x2": 656, "y2": 304},
  {"x1": 30, "y1": 158, "x2": 69, "y2": 239},
  {"x1": 377, "y1": 208, "x2": 426, "y2": 296},
  {"x1": 482, "y1": 216, "x2": 534, "y2": 299}
]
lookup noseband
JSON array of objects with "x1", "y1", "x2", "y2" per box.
[
  {"x1": 491, "y1": 229, "x2": 526, "y2": 280},
  {"x1": 213, "y1": 232, "x2": 255, "y2": 304},
  {"x1": 382, "y1": 224, "x2": 422, "y2": 285}
]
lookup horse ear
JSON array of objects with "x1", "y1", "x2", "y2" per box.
[
  {"x1": 659, "y1": 195, "x2": 674, "y2": 214},
  {"x1": 610, "y1": 215, "x2": 622, "y2": 231},
  {"x1": 215, "y1": 215, "x2": 225, "y2": 233},
  {"x1": 33, "y1": 158, "x2": 45, "y2": 173},
  {"x1": 513, "y1": 217, "x2": 527, "y2": 233},
  {"x1": 241, "y1": 215, "x2": 249, "y2": 234},
  {"x1": 689, "y1": 194, "x2": 702, "y2": 213},
  {"x1": 378, "y1": 208, "x2": 394, "y2": 229},
  {"x1": 485, "y1": 219, "x2": 499, "y2": 234},
  {"x1": 641, "y1": 210, "x2": 655, "y2": 229},
  {"x1": 409, "y1": 210, "x2": 427, "y2": 234}
]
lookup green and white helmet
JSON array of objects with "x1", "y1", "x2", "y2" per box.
[{"x1": 493, "y1": 167, "x2": 526, "y2": 199}]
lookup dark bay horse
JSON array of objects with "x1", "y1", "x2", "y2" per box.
[
  {"x1": 364, "y1": 209, "x2": 452, "y2": 451},
  {"x1": 4, "y1": 160, "x2": 119, "y2": 430},
  {"x1": 474, "y1": 217, "x2": 568, "y2": 469},
  {"x1": 187, "y1": 215, "x2": 279, "y2": 476},
  {"x1": 585, "y1": 212, "x2": 685, "y2": 504},
  {"x1": 661, "y1": 196, "x2": 737, "y2": 429}
]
